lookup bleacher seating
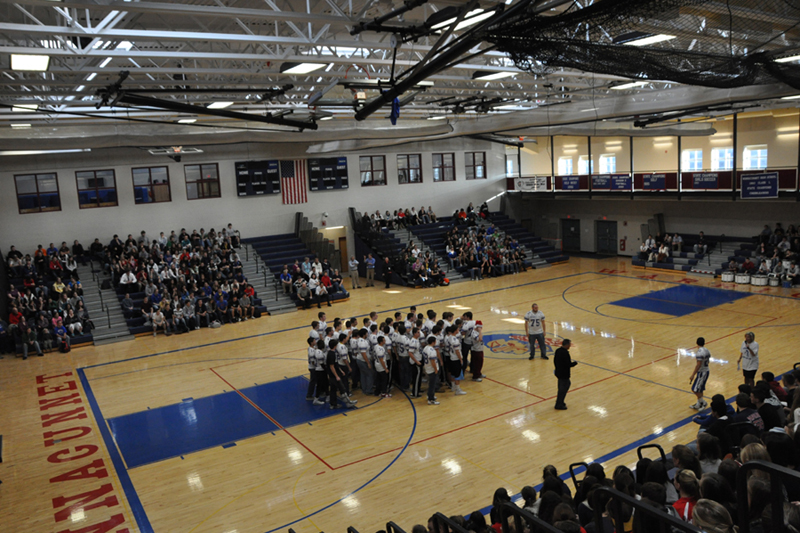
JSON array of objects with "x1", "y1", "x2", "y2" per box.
[{"x1": 243, "y1": 233, "x2": 349, "y2": 308}]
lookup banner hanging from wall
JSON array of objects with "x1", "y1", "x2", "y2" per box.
[
  {"x1": 514, "y1": 176, "x2": 549, "y2": 192},
  {"x1": 741, "y1": 172, "x2": 779, "y2": 199}
]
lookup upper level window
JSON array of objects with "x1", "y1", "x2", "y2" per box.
[
  {"x1": 76, "y1": 169, "x2": 117, "y2": 208},
  {"x1": 578, "y1": 155, "x2": 594, "y2": 175},
  {"x1": 133, "y1": 166, "x2": 171, "y2": 204},
  {"x1": 432, "y1": 153, "x2": 455, "y2": 182},
  {"x1": 682, "y1": 149, "x2": 703, "y2": 171},
  {"x1": 743, "y1": 145, "x2": 768, "y2": 170},
  {"x1": 397, "y1": 154, "x2": 422, "y2": 184},
  {"x1": 465, "y1": 152, "x2": 486, "y2": 180},
  {"x1": 711, "y1": 148, "x2": 733, "y2": 171},
  {"x1": 599, "y1": 154, "x2": 616, "y2": 174},
  {"x1": 15, "y1": 173, "x2": 61, "y2": 214},
  {"x1": 185, "y1": 163, "x2": 221, "y2": 200},
  {"x1": 360, "y1": 156, "x2": 386, "y2": 186},
  {"x1": 558, "y1": 157, "x2": 573, "y2": 175}
]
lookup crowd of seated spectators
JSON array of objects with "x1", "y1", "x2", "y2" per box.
[
  {"x1": 406, "y1": 366, "x2": 800, "y2": 533},
  {"x1": 443, "y1": 223, "x2": 527, "y2": 281},
  {"x1": 452, "y1": 201, "x2": 491, "y2": 226},
  {"x1": 364, "y1": 205, "x2": 439, "y2": 231},
  {"x1": 744, "y1": 222, "x2": 800, "y2": 284},
  {"x1": 278, "y1": 256, "x2": 348, "y2": 309},
  {"x1": 3, "y1": 241, "x2": 93, "y2": 358},
  {"x1": 98, "y1": 224, "x2": 259, "y2": 336},
  {"x1": 638, "y1": 233, "x2": 685, "y2": 262}
]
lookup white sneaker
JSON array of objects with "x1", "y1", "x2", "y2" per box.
[
  {"x1": 313, "y1": 398, "x2": 325, "y2": 405},
  {"x1": 472, "y1": 377, "x2": 483, "y2": 382},
  {"x1": 699, "y1": 400, "x2": 708, "y2": 409},
  {"x1": 455, "y1": 388, "x2": 467, "y2": 395},
  {"x1": 689, "y1": 402, "x2": 701, "y2": 410},
  {"x1": 428, "y1": 399, "x2": 440, "y2": 405}
]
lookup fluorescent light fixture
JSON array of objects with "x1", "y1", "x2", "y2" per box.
[
  {"x1": 318, "y1": 116, "x2": 333, "y2": 121},
  {"x1": 0, "y1": 148, "x2": 91, "y2": 156},
  {"x1": 612, "y1": 81, "x2": 647, "y2": 90},
  {"x1": 623, "y1": 34, "x2": 675, "y2": 47},
  {"x1": 776, "y1": 55, "x2": 800, "y2": 63},
  {"x1": 11, "y1": 54, "x2": 50, "y2": 71},
  {"x1": 563, "y1": 144, "x2": 578, "y2": 148},
  {"x1": 11, "y1": 123, "x2": 31, "y2": 129},
  {"x1": 280, "y1": 62, "x2": 325, "y2": 74},
  {"x1": 99, "y1": 57, "x2": 113, "y2": 68},
  {"x1": 178, "y1": 118, "x2": 197, "y2": 124},
  {"x1": 325, "y1": 225, "x2": 344, "y2": 230},
  {"x1": 207, "y1": 101, "x2": 233, "y2": 109},
  {"x1": 12, "y1": 104, "x2": 38, "y2": 112},
  {"x1": 86, "y1": 73, "x2": 97, "y2": 81},
  {"x1": 605, "y1": 141, "x2": 622, "y2": 146},
  {"x1": 781, "y1": 94, "x2": 800, "y2": 100},
  {"x1": 473, "y1": 71, "x2": 516, "y2": 81},
  {"x1": 427, "y1": 115, "x2": 448, "y2": 120}
]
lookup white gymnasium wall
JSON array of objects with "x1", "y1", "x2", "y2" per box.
[{"x1": 0, "y1": 138, "x2": 506, "y2": 254}]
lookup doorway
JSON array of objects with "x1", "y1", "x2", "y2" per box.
[
  {"x1": 339, "y1": 236, "x2": 348, "y2": 272},
  {"x1": 596, "y1": 220, "x2": 618, "y2": 255},
  {"x1": 561, "y1": 219, "x2": 581, "y2": 253}
]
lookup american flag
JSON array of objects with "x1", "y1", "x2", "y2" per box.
[{"x1": 280, "y1": 160, "x2": 308, "y2": 205}]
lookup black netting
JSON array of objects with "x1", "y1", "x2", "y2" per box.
[{"x1": 484, "y1": 0, "x2": 800, "y2": 90}]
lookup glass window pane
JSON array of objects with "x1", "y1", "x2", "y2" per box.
[
  {"x1": 409, "y1": 169, "x2": 420, "y2": 182},
  {"x1": 445, "y1": 168, "x2": 454, "y2": 181},
  {"x1": 202, "y1": 165, "x2": 218, "y2": 180},
  {"x1": 433, "y1": 169, "x2": 441, "y2": 181},
  {"x1": 133, "y1": 169, "x2": 151, "y2": 186},
  {"x1": 97, "y1": 170, "x2": 115, "y2": 183},
  {"x1": 361, "y1": 171, "x2": 371, "y2": 184},
  {"x1": 433, "y1": 154, "x2": 442, "y2": 166},
  {"x1": 466, "y1": 166, "x2": 475, "y2": 180},
  {"x1": 373, "y1": 157, "x2": 384, "y2": 171},
  {"x1": 185, "y1": 165, "x2": 201, "y2": 182},
  {"x1": 476, "y1": 166, "x2": 484, "y2": 179},
  {"x1": 374, "y1": 170, "x2": 385, "y2": 184},
  {"x1": 359, "y1": 157, "x2": 371, "y2": 172},
  {"x1": 151, "y1": 167, "x2": 168, "y2": 184},
  {"x1": 398, "y1": 170, "x2": 408, "y2": 183},
  {"x1": 208, "y1": 181, "x2": 220, "y2": 197},
  {"x1": 16, "y1": 175, "x2": 37, "y2": 194},
  {"x1": 397, "y1": 156, "x2": 408, "y2": 170},
  {"x1": 38, "y1": 174, "x2": 58, "y2": 192},
  {"x1": 410, "y1": 155, "x2": 420, "y2": 167},
  {"x1": 187, "y1": 182, "x2": 199, "y2": 200},
  {"x1": 477, "y1": 153, "x2": 485, "y2": 164}
]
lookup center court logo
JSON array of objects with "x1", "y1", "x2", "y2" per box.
[{"x1": 484, "y1": 332, "x2": 564, "y2": 358}]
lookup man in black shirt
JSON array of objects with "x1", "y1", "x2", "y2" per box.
[
  {"x1": 554, "y1": 339, "x2": 577, "y2": 410},
  {"x1": 383, "y1": 257, "x2": 393, "y2": 289},
  {"x1": 326, "y1": 339, "x2": 355, "y2": 409},
  {"x1": 752, "y1": 387, "x2": 782, "y2": 431}
]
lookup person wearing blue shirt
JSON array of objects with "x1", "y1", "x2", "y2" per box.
[
  {"x1": 364, "y1": 254, "x2": 376, "y2": 287},
  {"x1": 301, "y1": 257, "x2": 313, "y2": 277},
  {"x1": 280, "y1": 268, "x2": 293, "y2": 294}
]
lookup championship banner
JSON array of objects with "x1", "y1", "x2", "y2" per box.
[{"x1": 514, "y1": 176, "x2": 549, "y2": 192}]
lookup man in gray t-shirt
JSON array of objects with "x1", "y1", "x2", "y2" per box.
[{"x1": 524, "y1": 303, "x2": 547, "y2": 360}]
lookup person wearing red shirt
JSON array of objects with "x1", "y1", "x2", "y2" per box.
[
  {"x1": 672, "y1": 470, "x2": 700, "y2": 522},
  {"x1": 243, "y1": 284, "x2": 255, "y2": 299},
  {"x1": 8, "y1": 307, "x2": 23, "y2": 335}
]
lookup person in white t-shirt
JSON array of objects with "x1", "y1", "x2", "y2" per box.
[
  {"x1": 445, "y1": 325, "x2": 466, "y2": 395},
  {"x1": 524, "y1": 303, "x2": 547, "y2": 360},
  {"x1": 689, "y1": 337, "x2": 711, "y2": 410},
  {"x1": 374, "y1": 336, "x2": 391, "y2": 398},
  {"x1": 737, "y1": 331, "x2": 759, "y2": 387},
  {"x1": 422, "y1": 336, "x2": 440, "y2": 405},
  {"x1": 470, "y1": 321, "x2": 485, "y2": 382},
  {"x1": 407, "y1": 328, "x2": 424, "y2": 398},
  {"x1": 356, "y1": 329, "x2": 374, "y2": 395}
]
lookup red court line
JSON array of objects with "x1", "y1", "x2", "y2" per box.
[
  {"x1": 209, "y1": 367, "x2": 335, "y2": 470},
  {"x1": 484, "y1": 377, "x2": 546, "y2": 399}
]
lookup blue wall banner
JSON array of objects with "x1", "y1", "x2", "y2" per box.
[{"x1": 741, "y1": 172, "x2": 779, "y2": 199}]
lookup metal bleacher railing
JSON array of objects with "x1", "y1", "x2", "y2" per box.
[
  {"x1": 737, "y1": 460, "x2": 799, "y2": 533},
  {"x1": 592, "y1": 486, "x2": 703, "y2": 533}
]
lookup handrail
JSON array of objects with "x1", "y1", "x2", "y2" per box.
[
  {"x1": 273, "y1": 276, "x2": 278, "y2": 301},
  {"x1": 637, "y1": 443, "x2": 666, "y2": 463},
  {"x1": 433, "y1": 512, "x2": 469, "y2": 533},
  {"x1": 98, "y1": 287, "x2": 105, "y2": 312},
  {"x1": 569, "y1": 461, "x2": 588, "y2": 489},
  {"x1": 737, "y1": 460, "x2": 798, "y2": 533},
  {"x1": 499, "y1": 501, "x2": 561, "y2": 533},
  {"x1": 592, "y1": 486, "x2": 702, "y2": 533},
  {"x1": 386, "y1": 521, "x2": 407, "y2": 533},
  {"x1": 106, "y1": 307, "x2": 111, "y2": 329}
]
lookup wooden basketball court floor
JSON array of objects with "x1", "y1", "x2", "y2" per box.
[{"x1": 3, "y1": 256, "x2": 800, "y2": 533}]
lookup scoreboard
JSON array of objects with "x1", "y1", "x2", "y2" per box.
[
  {"x1": 308, "y1": 157, "x2": 349, "y2": 191},
  {"x1": 235, "y1": 160, "x2": 281, "y2": 196}
]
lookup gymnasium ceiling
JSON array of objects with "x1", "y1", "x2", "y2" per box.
[{"x1": 1, "y1": 0, "x2": 800, "y2": 153}]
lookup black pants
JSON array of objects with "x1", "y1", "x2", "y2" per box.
[
  {"x1": 461, "y1": 343, "x2": 471, "y2": 372},
  {"x1": 411, "y1": 364, "x2": 424, "y2": 397},
  {"x1": 336, "y1": 364, "x2": 351, "y2": 395},
  {"x1": 299, "y1": 296, "x2": 311, "y2": 309},
  {"x1": 376, "y1": 371, "x2": 389, "y2": 395},
  {"x1": 307, "y1": 369, "x2": 325, "y2": 399},
  {"x1": 556, "y1": 378, "x2": 571, "y2": 408},
  {"x1": 316, "y1": 292, "x2": 331, "y2": 308},
  {"x1": 328, "y1": 371, "x2": 348, "y2": 407}
]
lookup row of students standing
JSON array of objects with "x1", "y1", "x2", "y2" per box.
[{"x1": 304, "y1": 308, "x2": 485, "y2": 407}]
